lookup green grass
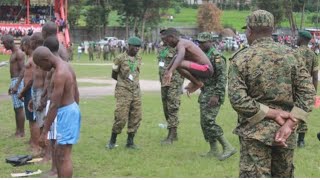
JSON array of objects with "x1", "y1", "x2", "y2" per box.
[
  {"x1": 77, "y1": 7, "x2": 320, "y2": 32},
  {"x1": 77, "y1": 82, "x2": 111, "y2": 87},
  {"x1": 1, "y1": 93, "x2": 320, "y2": 177}
]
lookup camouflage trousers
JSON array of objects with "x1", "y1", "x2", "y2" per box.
[
  {"x1": 296, "y1": 121, "x2": 308, "y2": 133},
  {"x1": 161, "y1": 86, "x2": 182, "y2": 128},
  {"x1": 239, "y1": 137, "x2": 294, "y2": 178},
  {"x1": 199, "y1": 103, "x2": 223, "y2": 141},
  {"x1": 112, "y1": 86, "x2": 142, "y2": 134}
]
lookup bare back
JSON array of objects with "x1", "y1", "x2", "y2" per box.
[
  {"x1": 177, "y1": 39, "x2": 211, "y2": 67},
  {"x1": 9, "y1": 49, "x2": 25, "y2": 78},
  {"x1": 51, "y1": 60, "x2": 79, "y2": 107},
  {"x1": 58, "y1": 43, "x2": 69, "y2": 62}
]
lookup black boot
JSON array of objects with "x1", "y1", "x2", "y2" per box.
[
  {"x1": 161, "y1": 127, "x2": 177, "y2": 145},
  {"x1": 317, "y1": 132, "x2": 320, "y2": 141},
  {"x1": 200, "y1": 139, "x2": 219, "y2": 158},
  {"x1": 297, "y1": 133, "x2": 305, "y2": 148},
  {"x1": 106, "y1": 132, "x2": 117, "y2": 149},
  {"x1": 126, "y1": 133, "x2": 138, "y2": 149}
]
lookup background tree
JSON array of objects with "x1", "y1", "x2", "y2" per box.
[
  {"x1": 253, "y1": 0, "x2": 285, "y2": 26},
  {"x1": 197, "y1": 1, "x2": 223, "y2": 32}
]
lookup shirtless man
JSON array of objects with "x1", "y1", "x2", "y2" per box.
[
  {"x1": 160, "y1": 28, "x2": 213, "y2": 94},
  {"x1": 34, "y1": 46, "x2": 80, "y2": 178},
  {"x1": 42, "y1": 35, "x2": 61, "y2": 177},
  {"x1": 2, "y1": 34, "x2": 26, "y2": 137},
  {"x1": 16, "y1": 36, "x2": 40, "y2": 153}
]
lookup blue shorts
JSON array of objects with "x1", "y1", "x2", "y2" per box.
[
  {"x1": 10, "y1": 77, "x2": 24, "y2": 109},
  {"x1": 56, "y1": 102, "x2": 81, "y2": 145},
  {"x1": 23, "y1": 88, "x2": 34, "y2": 121}
]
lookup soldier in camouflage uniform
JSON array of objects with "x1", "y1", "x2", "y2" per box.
[
  {"x1": 106, "y1": 36, "x2": 142, "y2": 149},
  {"x1": 158, "y1": 33, "x2": 184, "y2": 145},
  {"x1": 197, "y1": 32, "x2": 236, "y2": 161},
  {"x1": 295, "y1": 30, "x2": 319, "y2": 147},
  {"x1": 228, "y1": 10, "x2": 315, "y2": 177}
]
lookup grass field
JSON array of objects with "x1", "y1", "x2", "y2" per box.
[
  {"x1": 0, "y1": 52, "x2": 319, "y2": 177},
  {"x1": 78, "y1": 7, "x2": 320, "y2": 32}
]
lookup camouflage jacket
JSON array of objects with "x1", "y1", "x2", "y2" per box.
[
  {"x1": 296, "y1": 45, "x2": 319, "y2": 75},
  {"x1": 198, "y1": 47, "x2": 227, "y2": 104},
  {"x1": 112, "y1": 52, "x2": 142, "y2": 91},
  {"x1": 158, "y1": 46, "x2": 184, "y2": 87},
  {"x1": 228, "y1": 37, "x2": 315, "y2": 149}
]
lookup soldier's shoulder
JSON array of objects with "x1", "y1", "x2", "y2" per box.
[{"x1": 229, "y1": 46, "x2": 248, "y2": 61}]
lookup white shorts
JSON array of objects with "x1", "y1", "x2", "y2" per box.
[{"x1": 46, "y1": 100, "x2": 57, "y2": 140}]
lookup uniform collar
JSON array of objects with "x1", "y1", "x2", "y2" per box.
[{"x1": 251, "y1": 37, "x2": 273, "y2": 46}]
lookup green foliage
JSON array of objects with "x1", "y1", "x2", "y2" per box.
[
  {"x1": 254, "y1": 0, "x2": 285, "y2": 26},
  {"x1": 68, "y1": 5, "x2": 82, "y2": 29}
]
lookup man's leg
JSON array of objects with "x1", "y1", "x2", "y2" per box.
[
  {"x1": 107, "y1": 90, "x2": 131, "y2": 149},
  {"x1": 126, "y1": 95, "x2": 142, "y2": 148},
  {"x1": 271, "y1": 146, "x2": 294, "y2": 178},
  {"x1": 161, "y1": 85, "x2": 182, "y2": 144},
  {"x1": 199, "y1": 104, "x2": 223, "y2": 158},
  {"x1": 296, "y1": 121, "x2": 307, "y2": 148},
  {"x1": 56, "y1": 144, "x2": 73, "y2": 178},
  {"x1": 239, "y1": 137, "x2": 272, "y2": 178},
  {"x1": 176, "y1": 67, "x2": 203, "y2": 93},
  {"x1": 14, "y1": 107, "x2": 25, "y2": 137}
]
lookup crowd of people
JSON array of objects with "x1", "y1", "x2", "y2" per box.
[{"x1": 1, "y1": 9, "x2": 320, "y2": 178}]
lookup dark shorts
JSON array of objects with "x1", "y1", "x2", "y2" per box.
[
  {"x1": 24, "y1": 88, "x2": 34, "y2": 121},
  {"x1": 188, "y1": 62, "x2": 213, "y2": 78}
]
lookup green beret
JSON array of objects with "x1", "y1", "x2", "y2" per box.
[
  {"x1": 128, "y1": 36, "x2": 142, "y2": 46},
  {"x1": 243, "y1": 10, "x2": 274, "y2": 29},
  {"x1": 298, "y1": 30, "x2": 312, "y2": 40},
  {"x1": 197, "y1": 32, "x2": 212, "y2": 42}
]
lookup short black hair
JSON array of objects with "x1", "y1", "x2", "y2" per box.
[
  {"x1": 161, "y1": 28, "x2": 180, "y2": 37},
  {"x1": 2, "y1": 34, "x2": 14, "y2": 44},
  {"x1": 30, "y1": 32, "x2": 44, "y2": 50},
  {"x1": 42, "y1": 22, "x2": 57, "y2": 36},
  {"x1": 43, "y1": 35, "x2": 59, "y2": 53}
]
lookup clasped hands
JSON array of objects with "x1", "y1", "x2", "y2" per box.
[{"x1": 269, "y1": 109, "x2": 298, "y2": 148}]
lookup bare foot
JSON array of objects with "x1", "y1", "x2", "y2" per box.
[
  {"x1": 185, "y1": 82, "x2": 203, "y2": 94},
  {"x1": 41, "y1": 170, "x2": 58, "y2": 178}
]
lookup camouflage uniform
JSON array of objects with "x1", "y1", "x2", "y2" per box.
[
  {"x1": 228, "y1": 10, "x2": 315, "y2": 178},
  {"x1": 158, "y1": 46, "x2": 184, "y2": 128},
  {"x1": 112, "y1": 52, "x2": 142, "y2": 134},
  {"x1": 198, "y1": 47, "x2": 226, "y2": 141},
  {"x1": 295, "y1": 45, "x2": 318, "y2": 133}
]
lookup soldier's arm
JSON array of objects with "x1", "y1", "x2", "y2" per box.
[
  {"x1": 291, "y1": 54, "x2": 316, "y2": 123},
  {"x1": 312, "y1": 54, "x2": 318, "y2": 92},
  {"x1": 12, "y1": 53, "x2": 25, "y2": 92},
  {"x1": 228, "y1": 60, "x2": 287, "y2": 126},
  {"x1": 112, "y1": 56, "x2": 121, "y2": 80},
  {"x1": 212, "y1": 55, "x2": 227, "y2": 101}
]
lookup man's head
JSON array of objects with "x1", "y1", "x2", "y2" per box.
[
  {"x1": 1, "y1": 35, "x2": 14, "y2": 50},
  {"x1": 33, "y1": 46, "x2": 54, "y2": 71},
  {"x1": 297, "y1": 30, "x2": 312, "y2": 46},
  {"x1": 197, "y1": 32, "x2": 213, "y2": 52},
  {"x1": 42, "y1": 21, "x2": 57, "y2": 39},
  {"x1": 20, "y1": 36, "x2": 31, "y2": 55},
  {"x1": 160, "y1": 28, "x2": 180, "y2": 48},
  {"x1": 30, "y1": 32, "x2": 44, "y2": 51},
  {"x1": 244, "y1": 10, "x2": 274, "y2": 45},
  {"x1": 127, "y1": 36, "x2": 142, "y2": 56},
  {"x1": 43, "y1": 35, "x2": 59, "y2": 53}
]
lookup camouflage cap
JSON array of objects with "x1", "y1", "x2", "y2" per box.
[
  {"x1": 128, "y1": 36, "x2": 142, "y2": 46},
  {"x1": 197, "y1": 32, "x2": 212, "y2": 42},
  {"x1": 298, "y1": 30, "x2": 312, "y2": 40},
  {"x1": 242, "y1": 10, "x2": 274, "y2": 29}
]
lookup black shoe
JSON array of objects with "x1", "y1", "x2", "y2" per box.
[
  {"x1": 126, "y1": 133, "x2": 138, "y2": 149},
  {"x1": 317, "y1": 132, "x2": 320, "y2": 141},
  {"x1": 106, "y1": 132, "x2": 117, "y2": 149},
  {"x1": 297, "y1": 140, "x2": 305, "y2": 148}
]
